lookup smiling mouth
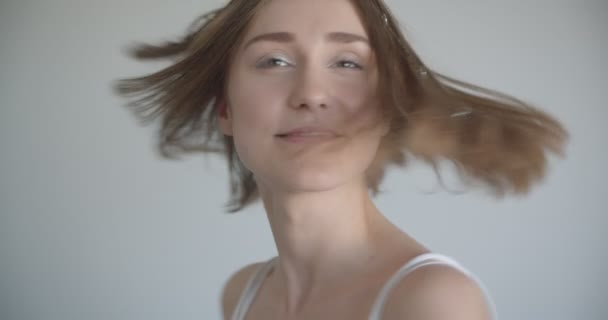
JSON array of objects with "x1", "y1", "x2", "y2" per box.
[
  {"x1": 277, "y1": 132, "x2": 334, "y2": 137},
  {"x1": 276, "y1": 132, "x2": 338, "y2": 143}
]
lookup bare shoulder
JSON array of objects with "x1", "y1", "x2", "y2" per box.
[
  {"x1": 381, "y1": 264, "x2": 492, "y2": 320},
  {"x1": 220, "y1": 262, "x2": 265, "y2": 320}
]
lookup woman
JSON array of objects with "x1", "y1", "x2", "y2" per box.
[{"x1": 117, "y1": 0, "x2": 567, "y2": 319}]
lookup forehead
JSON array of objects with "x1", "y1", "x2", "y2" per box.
[{"x1": 246, "y1": 0, "x2": 367, "y2": 37}]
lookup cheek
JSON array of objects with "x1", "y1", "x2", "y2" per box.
[
  {"x1": 225, "y1": 70, "x2": 289, "y2": 171},
  {"x1": 334, "y1": 81, "x2": 384, "y2": 137},
  {"x1": 228, "y1": 74, "x2": 283, "y2": 135}
]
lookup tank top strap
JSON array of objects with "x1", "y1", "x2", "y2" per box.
[
  {"x1": 230, "y1": 256, "x2": 277, "y2": 320},
  {"x1": 368, "y1": 253, "x2": 498, "y2": 320},
  {"x1": 230, "y1": 254, "x2": 497, "y2": 320}
]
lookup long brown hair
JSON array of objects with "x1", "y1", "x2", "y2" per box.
[{"x1": 116, "y1": 0, "x2": 567, "y2": 212}]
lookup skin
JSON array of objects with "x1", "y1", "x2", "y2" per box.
[{"x1": 218, "y1": 0, "x2": 490, "y2": 319}]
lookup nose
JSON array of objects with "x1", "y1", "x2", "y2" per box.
[{"x1": 287, "y1": 67, "x2": 329, "y2": 110}]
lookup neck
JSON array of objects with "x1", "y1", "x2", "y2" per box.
[{"x1": 258, "y1": 179, "x2": 389, "y2": 314}]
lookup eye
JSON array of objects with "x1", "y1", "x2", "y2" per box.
[
  {"x1": 334, "y1": 60, "x2": 363, "y2": 70},
  {"x1": 256, "y1": 57, "x2": 291, "y2": 69}
]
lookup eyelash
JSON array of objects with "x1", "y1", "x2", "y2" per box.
[
  {"x1": 335, "y1": 60, "x2": 363, "y2": 70},
  {"x1": 258, "y1": 58, "x2": 290, "y2": 68},
  {"x1": 257, "y1": 57, "x2": 363, "y2": 70}
]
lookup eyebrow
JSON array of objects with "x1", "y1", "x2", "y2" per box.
[{"x1": 243, "y1": 32, "x2": 369, "y2": 50}]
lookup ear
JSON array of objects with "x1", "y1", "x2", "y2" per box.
[{"x1": 215, "y1": 97, "x2": 233, "y2": 136}]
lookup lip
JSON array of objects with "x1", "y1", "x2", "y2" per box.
[
  {"x1": 277, "y1": 126, "x2": 337, "y2": 136},
  {"x1": 276, "y1": 127, "x2": 338, "y2": 143}
]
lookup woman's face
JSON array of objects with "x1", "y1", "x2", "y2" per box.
[{"x1": 220, "y1": 0, "x2": 388, "y2": 193}]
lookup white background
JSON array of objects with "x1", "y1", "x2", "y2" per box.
[{"x1": 1, "y1": 0, "x2": 606, "y2": 319}]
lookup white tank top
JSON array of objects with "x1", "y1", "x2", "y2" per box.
[{"x1": 230, "y1": 253, "x2": 498, "y2": 320}]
